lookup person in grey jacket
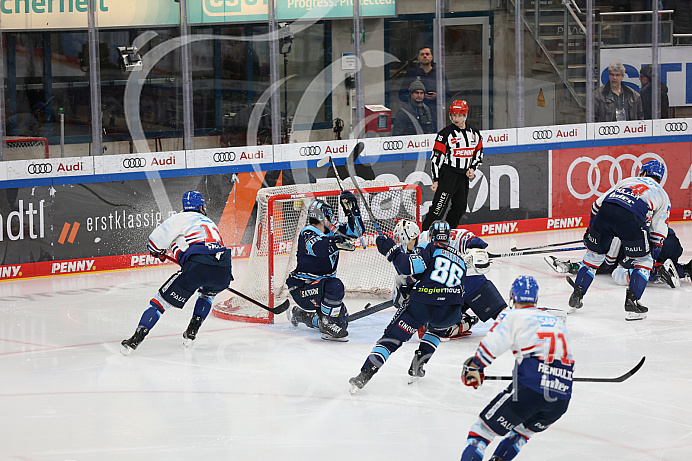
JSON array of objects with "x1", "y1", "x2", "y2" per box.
[
  {"x1": 392, "y1": 80, "x2": 434, "y2": 136},
  {"x1": 594, "y1": 62, "x2": 643, "y2": 122}
]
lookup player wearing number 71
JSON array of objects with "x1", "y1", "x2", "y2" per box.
[
  {"x1": 121, "y1": 191, "x2": 233, "y2": 354},
  {"x1": 460, "y1": 276, "x2": 574, "y2": 461}
]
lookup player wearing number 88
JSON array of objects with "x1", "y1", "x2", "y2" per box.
[
  {"x1": 349, "y1": 220, "x2": 467, "y2": 393},
  {"x1": 460, "y1": 276, "x2": 574, "y2": 461},
  {"x1": 121, "y1": 191, "x2": 233, "y2": 354}
]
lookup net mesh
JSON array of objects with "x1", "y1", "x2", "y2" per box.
[
  {"x1": 213, "y1": 180, "x2": 421, "y2": 323},
  {"x1": 2, "y1": 137, "x2": 49, "y2": 160}
]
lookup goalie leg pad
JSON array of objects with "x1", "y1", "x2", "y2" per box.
[{"x1": 465, "y1": 280, "x2": 507, "y2": 322}]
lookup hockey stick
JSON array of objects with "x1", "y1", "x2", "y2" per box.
[
  {"x1": 488, "y1": 246, "x2": 586, "y2": 259},
  {"x1": 510, "y1": 239, "x2": 583, "y2": 252},
  {"x1": 350, "y1": 300, "x2": 394, "y2": 321},
  {"x1": 345, "y1": 141, "x2": 385, "y2": 236},
  {"x1": 164, "y1": 255, "x2": 290, "y2": 315},
  {"x1": 484, "y1": 356, "x2": 645, "y2": 383},
  {"x1": 317, "y1": 154, "x2": 367, "y2": 249}
]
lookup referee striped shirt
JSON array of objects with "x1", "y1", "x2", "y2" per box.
[{"x1": 431, "y1": 124, "x2": 483, "y2": 181}]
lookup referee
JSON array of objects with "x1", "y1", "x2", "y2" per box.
[{"x1": 422, "y1": 99, "x2": 483, "y2": 231}]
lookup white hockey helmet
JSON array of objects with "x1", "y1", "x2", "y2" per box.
[{"x1": 393, "y1": 219, "x2": 421, "y2": 247}]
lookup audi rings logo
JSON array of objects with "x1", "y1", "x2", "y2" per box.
[
  {"x1": 531, "y1": 130, "x2": 553, "y2": 140},
  {"x1": 299, "y1": 146, "x2": 321, "y2": 156},
  {"x1": 213, "y1": 152, "x2": 236, "y2": 162},
  {"x1": 122, "y1": 158, "x2": 146, "y2": 168},
  {"x1": 567, "y1": 153, "x2": 666, "y2": 200},
  {"x1": 28, "y1": 163, "x2": 52, "y2": 174},
  {"x1": 383, "y1": 140, "x2": 404, "y2": 151},
  {"x1": 664, "y1": 122, "x2": 688, "y2": 132},
  {"x1": 598, "y1": 126, "x2": 620, "y2": 136}
]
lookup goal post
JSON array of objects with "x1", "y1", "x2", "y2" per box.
[
  {"x1": 213, "y1": 180, "x2": 421, "y2": 324},
  {"x1": 2, "y1": 137, "x2": 50, "y2": 160}
]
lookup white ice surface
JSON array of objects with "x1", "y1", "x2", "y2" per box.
[{"x1": 2, "y1": 225, "x2": 692, "y2": 460}]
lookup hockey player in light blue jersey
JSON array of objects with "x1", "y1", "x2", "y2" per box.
[
  {"x1": 460, "y1": 276, "x2": 573, "y2": 461},
  {"x1": 121, "y1": 191, "x2": 233, "y2": 354},
  {"x1": 568, "y1": 159, "x2": 671, "y2": 320},
  {"x1": 285, "y1": 192, "x2": 364, "y2": 342},
  {"x1": 349, "y1": 220, "x2": 467, "y2": 393}
]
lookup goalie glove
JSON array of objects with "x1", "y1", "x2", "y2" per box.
[
  {"x1": 461, "y1": 357, "x2": 485, "y2": 389},
  {"x1": 463, "y1": 248, "x2": 491, "y2": 275}
]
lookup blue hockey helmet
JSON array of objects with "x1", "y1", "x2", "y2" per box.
[
  {"x1": 639, "y1": 159, "x2": 665, "y2": 182},
  {"x1": 510, "y1": 275, "x2": 539, "y2": 304},
  {"x1": 430, "y1": 220, "x2": 451, "y2": 243},
  {"x1": 308, "y1": 199, "x2": 334, "y2": 226},
  {"x1": 182, "y1": 190, "x2": 206, "y2": 214}
]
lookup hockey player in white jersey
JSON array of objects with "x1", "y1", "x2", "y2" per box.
[
  {"x1": 392, "y1": 219, "x2": 506, "y2": 340},
  {"x1": 121, "y1": 191, "x2": 233, "y2": 354},
  {"x1": 568, "y1": 159, "x2": 670, "y2": 320},
  {"x1": 460, "y1": 276, "x2": 573, "y2": 461}
]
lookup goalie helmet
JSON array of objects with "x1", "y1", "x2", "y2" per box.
[
  {"x1": 393, "y1": 219, "x2": 421, "y2": 247},
  {"x1": 430, "y1": 220, "x2": 451, "y2": 243},
  {"x1": 639, "y1": 159, "x2": 665, "y2": 182},
  {"x1": 510, "y1": 275, "x2": 539, "y2": 304},
  {"x1": 182, "y1": 190, "x2": 206, "y2": 215},
  {"x1": 307, "y1": 199, "x2": 334, "y2": 226}
]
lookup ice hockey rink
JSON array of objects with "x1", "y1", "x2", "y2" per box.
[{"x1": 2, "y1": 225, "x2": 692, "y2": 461}]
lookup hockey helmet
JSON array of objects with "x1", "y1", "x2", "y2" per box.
[
  {"x1": 510, "y1": 275, "x2": 539, "y2": 304},
  {"x1": 307, "y1": 199, "x2": 334, "y2": 226},
  {"x1": 182, "y1": 190, "x2": 206, "y2": 214},
  {"x1": 430, "y1": 220, "x2": 451, "y2": 243},
  {"x1": 449, "y1": 100, "x2": 469, "y2": 115},
  {"x1": 639, "y1": 159, "x2": 665, "y2": 182},
  {"x1": 393, "y1": 219, "x2": 421, "y2": 247}
]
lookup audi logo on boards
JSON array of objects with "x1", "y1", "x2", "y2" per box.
[
  {"x1": 598, "y1": 126, "x2": 620, "y2": 136},
  {"x1": 28, "y1": 163, "x2": 52, "y2": 174},
  {"x1": 299, "y1": 146, "x2": 321, "y2": 156},
  {"x1": 567, "y1": 153, "x2": 666, "y2": 200},
  {"x1": 213, "y1": 152, "x2": 236, "y2": 162},
  {"x1": 664, "y1": 122, "x2": 688, "y2": 132},
  {"x1": 531, "y1": 130, "x2": 553, "y2": 140},
  {"x1": 383, "y1": 140, "x2": 404, "y2": 151},
  {"x1": 122, "y1": 158, "x2": 146, "y2": 168}
]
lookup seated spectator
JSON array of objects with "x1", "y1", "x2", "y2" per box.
[{"x1": 392, "y1": 80, "x2": 434, "y2": 136}]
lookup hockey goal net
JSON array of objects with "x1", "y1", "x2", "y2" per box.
[
  {"x1": 2, "y1": 137, "x2": 49, "y2": 160},
  {"x1": 213, "y1": 180, "x2": 421, "y2": 324}
]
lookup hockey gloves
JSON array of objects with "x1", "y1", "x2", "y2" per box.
[
  {"x1": 149, "y1": 249, "x2": 167, "y2": 262},
  {"x1": 329, "y1": 234, "x2": 356, "y2": 252},
  {"x1": 461, "y1": 357, "x2": 485, "y2": 389},
  {"x1": 376, "y1": 235, "x2": 402, "y2": 262},
  {"x1": 340, "y1": 190, "x2": 361, "y2": 217}
]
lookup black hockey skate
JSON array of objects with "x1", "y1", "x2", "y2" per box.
[
  {"x1": 567, "y1": 280, "x2": 585, "y2": 313},
  {"x1": 286, "y1": 306, "x2": 316, "y2": 329},
  {"x1": 349, "y1": 364, "x2": 379, "y2": 394},
  {"x1": 684, "y1": 260, "x2": 692, "y2": 279},
  {"x1": 657, "y1": 260, "x2": 680, "y2": 288},
  {"x1": 121, "y1": 327, "x2": 149, "y2": 355},
  {"x1": 624, "y1": 289, "x2": 648, "y2": 321},
  {"x1": 544, "y1": 256, "x2": 579, "y2": 275},
  {"x1": 319, "y1": 317, "x2": 349, "y2": 342},
  {"x1": 408, "y1": 349, "x2": 426, "y2": 384},
  {"x1": 183, "y1": 315, "x2": 203, "y2": 347}
]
